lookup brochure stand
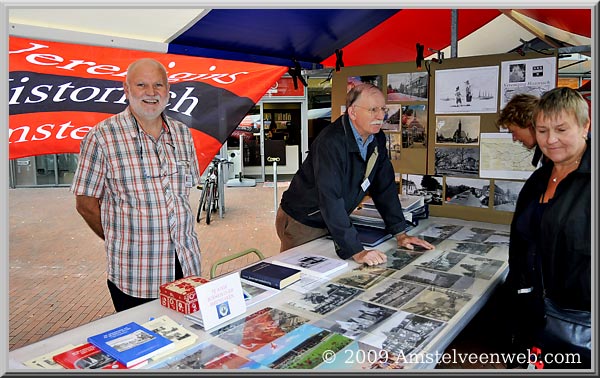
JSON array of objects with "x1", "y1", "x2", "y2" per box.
[{"x1": 227, "y1": 135, "x2": 256, "y2": 187}]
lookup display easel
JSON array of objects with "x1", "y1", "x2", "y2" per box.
[{"x1": 227, "y1": 135, "x2": 256, "y2": 187}]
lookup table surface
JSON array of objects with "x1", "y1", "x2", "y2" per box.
[{"x1": 8, "y1": 216, "x2": 509, "y2": 370}]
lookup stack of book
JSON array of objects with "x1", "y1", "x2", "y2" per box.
[{"x1": 351, "y1": 194, "x2": 428, "y2": 229}]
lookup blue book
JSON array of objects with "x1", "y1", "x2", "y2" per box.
[
  {"x1": 87, "y1": 321, "x2": 174, "y2": 367},
  {"x1": 240, "y1": 261, "x2": 301, "y2": 290}
]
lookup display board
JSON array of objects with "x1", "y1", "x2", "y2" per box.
[{"x1": 332, "y1": 51, "x2": 556, "y2": 225}]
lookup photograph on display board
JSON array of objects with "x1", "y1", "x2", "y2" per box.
[
  {"x1": 381, "y1": 104, "x2": 401, "y2": 131},
  {"x1": 384, "y1": 132, "x2": 402, "y2": 160},
  {"x1": 500, "y1": 57, "x2": 556, "y2": 109},
  {"x1": 434, "y1": 147, "x2": 480, "y2": 177},
  {"x1": 362, "y1": 278, "x2": 426, "y2": 309},
  {"x1": 360, "y1": 311, "x2": 446, "y2": 356},
  {"x1": 347, "y1": 75, "x2": 382, "y2": 92},
  {"x1": 444, "y1": 176, "x2": 490, "y2": 208},
  {"x1": 479, "y1": 133, "x2": 536, "y2": 180},
  {"x1": 492, "y1": 180, "x2": 525, "y2": 212},
  {"x1": 435, "y1": 115, "x2": 480, "y2": 145},
  {"x1": 434, "y1": 66, "x2": 499, "y2": 114},
  {"x1": 313, "y1": 300, "x2": 396, "y2": 340},
  {"x1": 401, "y1": 104, "x2": 427, "y2": 148},
  {"x1": 402, "y1": 174, "x2": 443, "y2": 206},
  {"x1": 387, "y1": 72, "x2": 428, "y2": 101},
  {"x1": 400, "y1": 287, "x2": 472, "y2": 322}
]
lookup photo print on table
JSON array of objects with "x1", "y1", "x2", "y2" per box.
[
  {"x1": 387, "y1": 71, "x2": 428, "y2": 101},
  {"x1": 383, "y1": 248, "x2": 422, "y2": 270},
  {"x1": 401, "y1": 104, "x2": 428, "y2": 149},
  {"x1": 434, "y1": 239, "x2": 495, "y2": 256},
  {"x1": 400, "y1": 287, "x2": 472, "y2": 322},
  {"x1": 435, "y1": 147, "x2": 480, "y2": 177},
  {"x1": 209, "y1": 307, "x2": 310, "y2": 352},
  {"x1": 399, "y1": 267, "x2": 475, "y2": 293},
  {"x1": 450, "y1": 255, "x2": 505, "y2": 280},
  {"x1": 448, "y1": 226, "x2": 509, "y2": 246},
  {"x1": 285, "y1": 282, "x2": 363, "y2": 315},
  {"x1": 313, "y1": 300, "x2": 396, "y2": 340},
  {"x1": 362, "y1": 278, "x2": 427, "y2": 309},
  {"x1": 415, "y1": 250, "x2": 467, "y2": 272},
  {"x1": 360, "y1": 311, "x2": 446, "y2": 356},
  {"x1": 444, "y1": 177, "x2": 490, "y2": 208}
]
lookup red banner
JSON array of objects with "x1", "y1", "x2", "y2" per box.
[{"x1": 9, "y1": 37, "x2": 287, "y2": 172}]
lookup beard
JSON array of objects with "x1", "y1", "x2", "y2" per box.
[{"x1": 128, "y1": 96, "x2": 167, "y2": 120}]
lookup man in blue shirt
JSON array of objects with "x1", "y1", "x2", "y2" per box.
[{"x1": 276, "y1": 83, "x2": 433, "y2": 265}]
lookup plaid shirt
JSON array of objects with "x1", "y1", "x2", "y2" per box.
[{"x1": 71, "y1": 108, "x2": 202, "y2": 298}]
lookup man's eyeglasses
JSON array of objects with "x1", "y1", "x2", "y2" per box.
[{"x1": 353, "y1": 104, "x2": 390, "y2": 115}]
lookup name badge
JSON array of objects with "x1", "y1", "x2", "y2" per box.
[
  {"x1": 361, "y1": 178, "x2": 370, "y2": 192},
  {"x1": 185, "y1": 174, "x2": 193, "y2": 188}
]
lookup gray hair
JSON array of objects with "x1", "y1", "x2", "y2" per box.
[{"x1": 533, "y1": 87, "x2": 589, "y2": 128}]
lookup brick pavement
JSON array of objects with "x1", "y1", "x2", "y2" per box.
[{"x1": 8, "y1": 182, "x2": 285, "y2": 351}]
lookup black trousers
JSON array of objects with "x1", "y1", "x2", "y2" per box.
[{"x1": 107, "y1": 254, "x2": 184, "y2": 312}]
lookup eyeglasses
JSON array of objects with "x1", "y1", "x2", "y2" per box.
[{"x1": 353, "y1": 104, "x2": 390, "y2": 115}]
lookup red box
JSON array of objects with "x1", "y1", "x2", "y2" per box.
[{"x1": 159, "y1": 276, "x2": 209, "y2": 314}]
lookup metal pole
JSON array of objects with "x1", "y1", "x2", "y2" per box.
[
  {"x1": 273, "y1": 160, "x2": 278, "y2": 213},
  {"x1": 218, "y1": 160, "x2": 225, "y2": 218}
]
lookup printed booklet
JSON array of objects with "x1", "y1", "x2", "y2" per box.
[
  {"x1": 273, "y1": 252, "x2": 348, "y2": 278},
  {"x1": 87, "y1": 322, "x2": 174, "y2": 368}
]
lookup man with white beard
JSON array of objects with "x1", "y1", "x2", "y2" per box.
[{"x1": 71, "y1": 58, "x2": 202, "y2": 312}]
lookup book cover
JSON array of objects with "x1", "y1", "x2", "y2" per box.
[
  {"x1": 240, "y1": 261, "x2": 301, "y2": 290},
  {"x1": 354, "y1": 224, "x2": 393, "y2": 247},
  {"x1": 87, "y1": 321, "x2": 174, "y2": 367},
  {"x1": 23, "y1": 344, "x2": 75, "y2": 369},
  {"x1": 142, "y1": 315, "x2": 198, "y2": 364},
  {"x1": 273, "y1": 252, "x2": 348, "y2": 278},
  {"x1": 52, "y1": 343, "x2": 139, "y2": 369}
]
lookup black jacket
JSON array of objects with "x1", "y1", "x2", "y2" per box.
[
  {"x1": 280, "y1": 114, "x2": 407, "y2": 259},
  {"x1": 506, "y1": 139, "x2": 591, "y2": 321}
]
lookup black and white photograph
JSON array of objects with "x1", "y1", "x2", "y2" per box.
[
  {"x1": 435, "y1": 239, "x2": 495, "y2": 256},
  {"x1": 400, "y1": 267, "x2": 475, "y2": 292},
  {"x1": 354, "y1": 264, "x2": 397, "y2": 278},
  {"x1": 444, "y1": 177, "x2": 490, "y2": 208},
  {"x1": 435, "y1": 147, "x2": 480, "y2": 177},
  {"x1": 384, "y1": 132, "x2": 402, "y2": 160},
  {"x1": 416, "y1": 250, "x2": 466, "y2": 272},
  {"x1": 451, "y1": 255, "x2": 504, "y2": 280},
  {"x1": 333, "y1": 270, "x2": 389, "y2": 290},
  {"x1": 402, "y1": 174, "x2": 443, "y2": 206},
  {"x1": 479, "y1": 133, "x2": 536, "y2": 180},
  {"x1": 435, "y1": 116, "x2": 480, "y2": 145},
  {"x1": 347, "y1": 75, "x2": 382, "y2": 93},
  {"x1": 360, "y1": 311, "x2": 446, "y2": 356},
  {"x1": 313, "y1": 300, "x2": 396, "y2": 340},
  {"x1": 107, "y1": 330, "x2": 154, "y2": 352},
  {"x1": 383, "y1": 248, "x2": 421, "y2": 270},
  {"x1": 448, "y1": 226, "x2": 500, "y2": 244},
  {"x1": 387, "y1": 72, "x2": 428, "y2": 101},
  {"x1": 382, "y1": 104, "x2": 402, "y2": 131},
  {"x1": 416, "y1": 223, "x2": 463, "y2": 240},
  {"x1": 400, "y1": 288, "x2": 472, "y2": 322},
  {"x1": 493, "y1": 180, "x2": 525, "y2": 212},
  {"x1": 363, "y1": 279, "x2": 426, "y2": 309},
  {"x1": 500, "y1": 57, "x2": 556, "y2": 109},
  {"x1": 401, "y1": 105, "x2": 428, "y2": 148},
  {"x1": 286, "y1": 283, "x2": 362, "y2": 315},
  {"x1": 434, "y1": 66, "x2": 499, "y2": 114}
]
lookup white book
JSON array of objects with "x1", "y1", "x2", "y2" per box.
[{"x1": 273, "y1": 253, "x2": 348, "y2": 278}]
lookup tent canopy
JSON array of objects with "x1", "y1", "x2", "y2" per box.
[{"x1": 9, "y1": 7, "x2": 593, "y2": 74}]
